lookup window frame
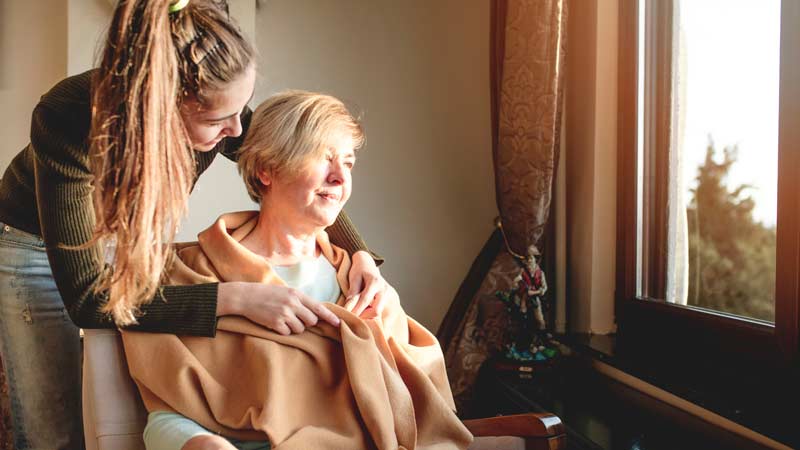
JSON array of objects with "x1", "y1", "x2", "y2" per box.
[{"x1": 616, "y1": 0, "x2": 799, "y2": 373}]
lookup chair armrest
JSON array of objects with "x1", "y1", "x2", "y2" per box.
[{"x1": 462, "y1": 413, "x2": 565, "y2": 438}]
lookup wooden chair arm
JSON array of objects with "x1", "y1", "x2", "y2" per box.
[{"x1": 462, "y1": 413, "x2": 565, "y2": 438}]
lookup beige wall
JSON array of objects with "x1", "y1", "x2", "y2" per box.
[
  {"x1": 0, "y1": 0, "x2": 68, "y2": 170},
  {"x1": 67, "y1": 0, "x2": 109, "y2": 76},
  {"x1": 591, "y1": 2, "x2": 618, "y2": 334},
  {"x1": 563, "y1": 0, "x2": 618, "y2": 335},
  {"x1": 1, "y1": 0, "x2": 495, "y2": 330}
]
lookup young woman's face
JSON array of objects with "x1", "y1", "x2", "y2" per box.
[
  {"x1": 262, "y1": 132, "x2": 357, "y2": 230},
  {"x1": 181, "y1": 64, "x2": 257, "y2": 151}
]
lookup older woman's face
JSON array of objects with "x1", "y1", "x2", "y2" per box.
[{"x1": 266, "y1": 132, "x2": 356, "y2": 229}]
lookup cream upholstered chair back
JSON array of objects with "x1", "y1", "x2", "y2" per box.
[{"x1": 82, "y1": 328, "x2": 147, "y2": 450}]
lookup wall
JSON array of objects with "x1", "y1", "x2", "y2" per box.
[
  {"x1": 67, "y1": 0, "x2": 109, "y2": 76},
  {"x1": 563, "y1": 0, "x2": 618, "y2": 334},
  {"x1": 1, "y1": 0, "x2": 495, "y2": 330},
  {"x1": 0, "y1": 0, "x2": 68, "y2": 170}
]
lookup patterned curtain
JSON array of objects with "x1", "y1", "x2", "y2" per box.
[{"x1": 441, "y1": 0, "x2": 568, "y2": 413}]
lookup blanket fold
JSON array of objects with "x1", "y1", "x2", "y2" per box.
[{"x1": 122, "y1": 211, "x2": 472, "y2": 450}]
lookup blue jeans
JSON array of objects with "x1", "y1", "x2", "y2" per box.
[{"x1": 0, "y1": 222, "x2": 83, "y2": 450}]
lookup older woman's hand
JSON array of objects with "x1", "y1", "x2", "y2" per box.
[
  {"x1": 345, "y1": 250, "x2": 391, "y2": 316},
  {"x1": 218, "y1": 281, "x2": 341, "y2": 335}
]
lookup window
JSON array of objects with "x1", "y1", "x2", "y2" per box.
[
  {"x1": 616, "y1": 0, "x2": 798, "y2": 443},
  {"x1": 638, "y1": 0, "x2": 781, "y2": 323},
  {"x1": 618, "y1": 0, "x2": 798, "y2": 360}
]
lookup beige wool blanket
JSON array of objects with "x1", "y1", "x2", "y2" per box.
[{"x1": 121, "y1": 211, "x2": 472, "y2": 450}]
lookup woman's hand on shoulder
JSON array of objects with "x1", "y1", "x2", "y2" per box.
[
  {"x1": 217, "y1": 282, "x2": 340, "y2": 335},
  {"x1": 345, "y1": 250, "x2": 391, "y2": 316}
]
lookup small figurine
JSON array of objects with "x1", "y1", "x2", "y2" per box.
[{"x1": 494, "y1": 219, "x2": 558, "y2": 363}]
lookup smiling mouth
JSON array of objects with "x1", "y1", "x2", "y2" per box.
[{"x1": 317, "y1": 192, "x2": 340, "y2": 202}]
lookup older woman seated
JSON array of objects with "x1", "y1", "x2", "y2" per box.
[{"x1": 121, "y1": 91, "x2": 472, "y2": 450}]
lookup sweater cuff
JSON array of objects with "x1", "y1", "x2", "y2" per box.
[{"x1": 124, "y1": 283, "x2": 220, "y2": 337}]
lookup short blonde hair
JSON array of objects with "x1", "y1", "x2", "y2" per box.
[{"x1": 237, "y1": 90, "x2": 365, "y2": 203}]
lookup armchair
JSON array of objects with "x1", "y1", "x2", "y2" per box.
[{"x1": 82, "y1": 329, "x2": 565, "y2": 450}]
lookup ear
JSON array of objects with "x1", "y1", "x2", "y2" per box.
[{"x1": 257, "y1": 169, "x2": 272, "y2": 188}]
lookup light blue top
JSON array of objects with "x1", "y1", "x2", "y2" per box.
[{"x1": 271, "y1": 252, "x2": 341, "y2": 303}]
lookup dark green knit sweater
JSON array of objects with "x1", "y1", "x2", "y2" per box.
[{"x1": 0, "y1": 70, "x2": 376, "y2": 337}]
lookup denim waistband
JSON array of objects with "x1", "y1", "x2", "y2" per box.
[{"x1": 0, "y1": 221, "x2": 45, "y2": 248}]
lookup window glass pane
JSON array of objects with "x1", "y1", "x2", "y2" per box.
[{"x1": 674, "y1": 0, "x2": 780, "y2": 322}]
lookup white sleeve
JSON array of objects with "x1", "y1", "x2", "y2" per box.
[{"x1": 143, "y1": 411, "x2": 215, "y2": 450}]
